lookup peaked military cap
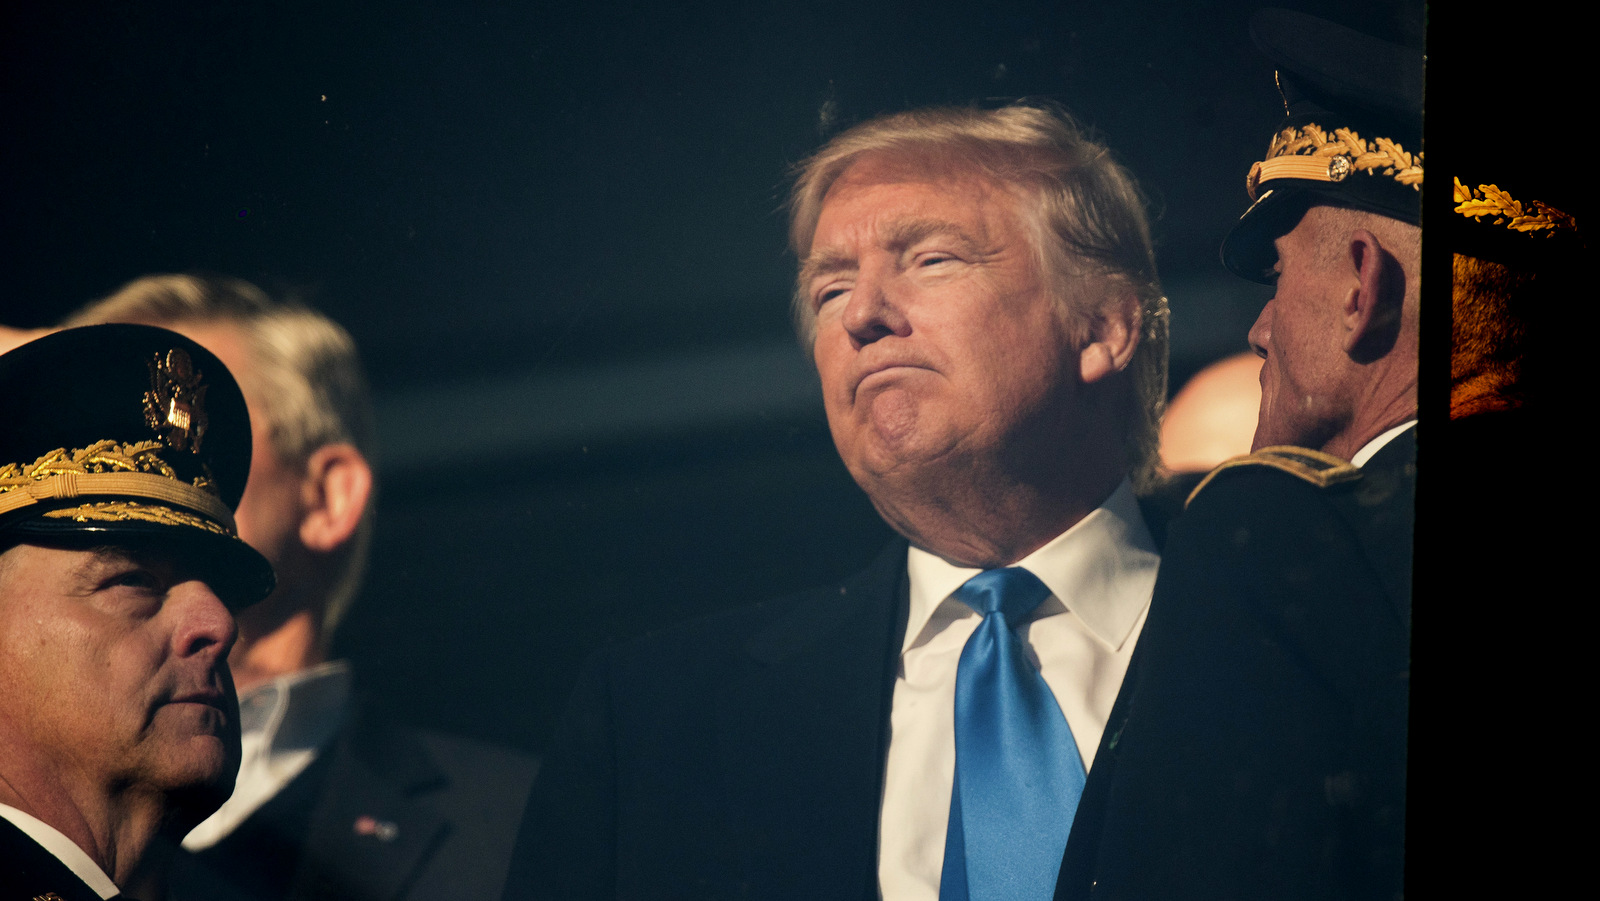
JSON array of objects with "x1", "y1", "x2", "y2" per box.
[
  {"x1": 0, "y1": 324, "x2": 274, "y2": 606},
  {"x1": 1221, "y1": 9, "x2": 1424, "y2": 284}
]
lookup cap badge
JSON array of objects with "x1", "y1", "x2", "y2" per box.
[{"x1": 143, "y1": 348, "x2": 209, "y2": 453}]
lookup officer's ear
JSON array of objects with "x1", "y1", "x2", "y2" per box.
[
  {"x1": 1342, "y1": 228, "x2": 1404, "y2": 362},
  {"x1": 1079, "y1": 285, "x2": 1142, "y2": 385},
  {"x1": 297, "y1": 444, "x2": 372, "y2": 554}
]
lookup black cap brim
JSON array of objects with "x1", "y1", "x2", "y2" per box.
[{"x1": 5, "y1": 515, "x2": 275, "y2": 609}]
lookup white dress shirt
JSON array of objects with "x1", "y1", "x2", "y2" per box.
[
  {"x1": 876, "y1": 479, "x2": 1160, "y2": 900},
  {"x1": 1351, "y1": 421, "x2": 1416, "y2": 468},
  {"x1": 0, "y1": 803, "x2": 121, "y2": 898},
  {"x1": 183, "y1": 660, "x2": 352, "y2": 850}
]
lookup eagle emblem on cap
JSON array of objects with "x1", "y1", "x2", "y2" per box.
[{"x1": 143, "y1": 348, "x2": 209, "y2": 453}]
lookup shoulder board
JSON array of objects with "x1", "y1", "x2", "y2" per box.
[{"x1": 1185, "y1": 445, "x2": 1362, "y2": 508}]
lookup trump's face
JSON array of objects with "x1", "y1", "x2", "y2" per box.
[
  {"x1": 802, "y1": 158, "x2": 1086, "y2": 503},
  {"x1": 0, "y1": 542, "x2": 241, "y2": 818}
]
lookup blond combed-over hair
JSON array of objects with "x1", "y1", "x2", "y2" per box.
[{"x1": 788, "y1": 102, "x2": 1169, "y2": 489}]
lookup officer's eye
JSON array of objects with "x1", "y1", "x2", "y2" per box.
[{"x1": 105, "y1": 568, "x2": 164, "y2": 593}]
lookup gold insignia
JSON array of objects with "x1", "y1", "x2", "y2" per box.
[
  {"x1": 1453, "y1": 178, "x2": 1579, "y2": 237},
  {"x1": 33, "y1": 894, "x2": 68, "y2": 901},
  {"x1": 41, "y1": 500, "x2": 234, "y2": 536},
  {"x1": 144, "y1": 348, "x2": 209, "y2": 453},
  {"x1": 0, "y1": 440, "x2": 235, "y2": 531},
  {"x1": 1247, "y1": 123, "x2": 1423, "y2": 200},
  {"x1": 3, "y1": 440, "x2": 179, "y2": 486}
]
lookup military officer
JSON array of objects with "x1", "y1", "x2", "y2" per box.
[
  {"x1": 0, "y1": 324, "x2": 272, "y2": 901},
  {"x1": 1058, "y1": 11, "x2": 1421, "y2": 900}
]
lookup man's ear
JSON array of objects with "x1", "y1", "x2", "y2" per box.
[
  {"x1": 298, "y1": 444, "x2": 373, "y2": 554},
  {"x1": 1342, "y1": 228, "x2": 1403, "y2": 361},
  {"x1": 1079, "y1": 287, "x2": 1142, "y2": 385}
]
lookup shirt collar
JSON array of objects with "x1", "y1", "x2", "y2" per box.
[
  {"x1": 1351, "y1": 420, "x2": 1417, "y2": 468},
  {"x1": 904, "y1": 478, "x2": 1160, "y2": 652},
  {"x1": 238, "y1": 659, "x2": 352, "y2": 756},
  {"x1": 0, "y1": 803, "x2": 121, "y2": 898}
]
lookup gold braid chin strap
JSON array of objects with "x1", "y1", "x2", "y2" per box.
[
  {"x1": 0, "y1": 470, "x2": 236, "y2": 532},
  {"x1": 1247, "y1": 123, "x2": 1423, "y2": 201}
]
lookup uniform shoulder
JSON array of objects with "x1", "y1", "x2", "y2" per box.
[{"x1": 1185, "y1": 445, "x2": 1362, "y2": 509}]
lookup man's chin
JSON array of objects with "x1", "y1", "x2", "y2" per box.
[
  {"x1": 152, "y1": 727, "x2": 239, "y2": 788},
  {"x1": 163, "y1": 755, "x2": 239, "y2": 824}
]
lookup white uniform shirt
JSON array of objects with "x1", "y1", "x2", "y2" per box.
[
  {"x1": 183, "y1": 660, "x2": 351, "y2": 850},
  {"x1": 876, "y1": 479, "x2": 1160, "y2": 900},
  {"x1": 1351, "y1": 421, "x2": 1416, "y2": 468}
]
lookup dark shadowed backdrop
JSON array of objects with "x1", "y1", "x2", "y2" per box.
[{"x1": 2, "y1": 0, "x2": 1421, "y2": 753}]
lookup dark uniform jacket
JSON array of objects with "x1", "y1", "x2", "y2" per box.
[
  {"x1": 2, "y1": 816, "x2": 111, "y2": 901},
  {"x1": 1056, "y1": 429, "x2": 1414, "y2": 901},
  {"x1": 169, "y1": 704, "x2": 538, "y2": 901}
]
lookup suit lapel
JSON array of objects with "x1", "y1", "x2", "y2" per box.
[
  {"x1": 294, "y1": 716, "x2": 450, "y2": 900},
  {"x1": 1054, "y1": 629, "x2": 1142, "y2": 901},
  {"x1": 712, "y1": 540, "x2": 908, "y2": 900},
  {"x1": 1058, "y1": 491, "x2": 1178, "y2": 899}
]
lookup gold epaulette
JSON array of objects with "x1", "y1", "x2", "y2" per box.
[{"x1": 1186, "y1": 445, "x2": 1362, "y2": 508}]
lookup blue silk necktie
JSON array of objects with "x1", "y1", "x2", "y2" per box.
[{"x1": 938, "y1": 567, "x2": 1087, "y2": 901}]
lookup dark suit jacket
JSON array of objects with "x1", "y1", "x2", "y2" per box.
[
  {"x1": 1057, "y1": 431, "x2": 1414, "y2": 901},
  {"x1": 502, "y1": 539, "x2": 912, "y2": 901},
  {"x1": 169, "y1": 703, "x2": 538, "y2": 901},
  {"x1": 1, "y1": 817, "x2": 107, "y2": 901}
]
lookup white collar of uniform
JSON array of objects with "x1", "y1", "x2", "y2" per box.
[
  {"x1": 240, "y1": 659, "x2": 352, "y2": 754},
  {"x1": 1351, "y1": 420, "x2": 1417, "y2": 468},
  {"x1": 0, "y1": 803, "x2": 121, "y2": 899},
  {"x1": 904, "y1": 478, "x2": 1159, "y2": 653}
]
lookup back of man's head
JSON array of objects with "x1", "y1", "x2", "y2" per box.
[
  {"x1": 1297, "y1": 202, "x2": 1423, "y2": 327},
  {"x1": 1448, "y1": 178, "x2": 1581, "y2": 419},
  {"x1": 788, "y1": 102, "x2": 1169, "y2": 490},
  {"x1": 66, "y1": 274, "x2": 375, "y2": 646},
  {"x1": 1451, "y1": 253, "x2": 1532, "y2": 415}
]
